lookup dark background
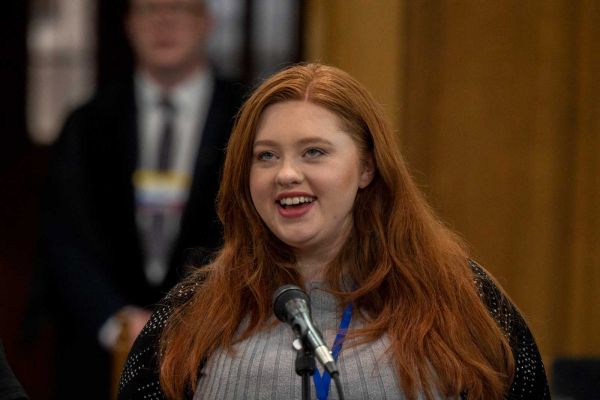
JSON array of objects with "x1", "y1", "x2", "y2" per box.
[{"x1": 0, "y1": 1, "x2": 302, "y2": 398}]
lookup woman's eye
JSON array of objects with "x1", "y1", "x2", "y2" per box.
[
  {"x1": 304, "y1": 148, "x2": 325, "y2": 158},
  {"x1": 256, "y1": 151, "x2": 275, "y2": 161}
]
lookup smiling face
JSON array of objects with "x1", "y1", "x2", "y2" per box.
[{"x1": 249, "y1": 101, "x2": 374, "y2": 262}]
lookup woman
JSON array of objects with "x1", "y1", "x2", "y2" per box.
[{"x1": 119, "y1": 64, "x2": 549, "y2": 399}]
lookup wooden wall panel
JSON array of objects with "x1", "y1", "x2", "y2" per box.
[
  {"x1": 305, "y1": 0, "x2": 600, "y2": 366},
  {"x1": 566, "y1": 0, "x2": 600, "y2": 355},
  {"x1": 304, "y1": 0, "x2": 405, "y2": 130}
]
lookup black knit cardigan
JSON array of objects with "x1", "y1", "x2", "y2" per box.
[{"x1": 118, "y1": 261, "x2": 550, "y2": 399}]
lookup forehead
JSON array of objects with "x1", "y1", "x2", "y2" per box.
[
  {"x1": 255, "y1": 101, "x2": 344, "y2": 137},
  {"x1": 250, "y1": 101, "x2": 365, "y2": 155}
]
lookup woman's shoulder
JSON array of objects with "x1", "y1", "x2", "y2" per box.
[
  {"x1": 468, "y1": 259, "x2": 532, "y2": 353},
  {"x1": 467, "y1": 260, "x2": 550, "y2": 399},
  {"x1": 134, "y1": 278, "x2": 202, "y2": 345},
  {"x1": 468, "y1": 260, "x2": 514, "y2": 331},
  {"x1": 118, "y1": 279, "x2": 202, "y2": 399}
]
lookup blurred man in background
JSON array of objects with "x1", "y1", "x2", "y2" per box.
[{"x1": 29, "y1": 0, "x2": 243, "y2": 398}]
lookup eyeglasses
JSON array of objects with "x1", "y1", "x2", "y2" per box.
[{"x1": 131, "y1": 1, "x2": 203, "y2": 18}]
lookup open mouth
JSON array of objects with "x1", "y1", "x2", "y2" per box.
[{"x1": 277, "y1": 196, "x2": 315, "y2": 208}]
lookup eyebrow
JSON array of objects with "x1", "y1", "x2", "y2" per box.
[{"x1": 253, "y1": 136, "x2": 334, "y2": 148}]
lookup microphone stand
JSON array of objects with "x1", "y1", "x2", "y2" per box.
[{"x1": 293, "y1": 339, "x2": 315, "y2": 400}]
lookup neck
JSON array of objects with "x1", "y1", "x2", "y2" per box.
[
  {"x1": 142, "y1": 61, "x2": 206, "y2": 90},
  {"x1": 295, "y1": 258, "x2": 328, "y2": 282},
  {"x1": 294, "y1": 242, "x2": 346, "y2": 283},
  {"x1": 294, "y1": 221, "x2": 353, "y2": 283}
]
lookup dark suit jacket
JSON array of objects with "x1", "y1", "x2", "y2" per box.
[{"x1": 33, "y1": 74, "x2": 243, "y2": 399}]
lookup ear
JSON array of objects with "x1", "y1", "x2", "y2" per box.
[{"x1": 358, "y1": 154, "x2": 375, "y2": 189}]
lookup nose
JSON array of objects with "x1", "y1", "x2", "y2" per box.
[{"x1": 275, "y1": 159, "x2": 303, "y2": 187}]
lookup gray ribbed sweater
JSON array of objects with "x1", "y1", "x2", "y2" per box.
[{"x1": 193, "y1": 283, "x2": 444, "y2": 399}]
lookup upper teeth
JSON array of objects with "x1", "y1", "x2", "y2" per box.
[{"x1": 279, "y1": 196, "x2": 314, "y2": 206}]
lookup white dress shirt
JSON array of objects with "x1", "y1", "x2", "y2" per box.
[{"x1": 134, "y1": 69, "x2": 214, "y2": 285}]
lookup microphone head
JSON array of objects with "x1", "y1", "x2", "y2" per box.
[{"x1": 272, "y1": 284, "x2": 310, "y2": 322}]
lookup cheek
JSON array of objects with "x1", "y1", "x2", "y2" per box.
[
  {"x1": 249, "y1": 171, "x2": 259, "y2": 203},
  {"x1": 325, "y1": 163, "x2": 363, "y2": 209},
  {"x1": 178, "y1": 24, "x2": 204, "y2": 45},
  {"x1": 331, "y1": 161, "x2": 363, "y2": 190},
  {"x1": 249, "y1": 169, "x2": 267, "y2": 209}
]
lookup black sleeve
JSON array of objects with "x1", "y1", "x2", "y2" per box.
[
  {"x1": 39, "y1": 109, "x2": 129, "y2": 336},
  {"x1": 118, "y1": 282, "x2": 198, "y2": 400},
  {"x1": 469, "y1": 261, "x2": 551, "y2": 399}
]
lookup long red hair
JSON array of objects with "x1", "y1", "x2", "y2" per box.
[{"x1": 159, "y1": 64, "x2": 514, "y2": 399}]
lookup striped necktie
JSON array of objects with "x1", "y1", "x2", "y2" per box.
[
  {"x1": 157, "y1": 95, "x2": 175, "y2": 170},
  {"x1": 146, "y1": 94, "x2": 177, "y2": 285}
]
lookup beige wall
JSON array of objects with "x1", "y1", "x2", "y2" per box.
[
  {"x1": 305, "y1": 0, "x2": 600, "y2": 367},
  {"x1": 305, "y1": 0, "x2": 405, "y2": 131}
]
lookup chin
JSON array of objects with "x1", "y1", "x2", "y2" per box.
[
  {"x1": 146, "y1": 50, "x2": 188, "y2": 67},
  {"x1": 152, "y1": 58, "x2": 187, "y2": 71},
  {"x1": 279, "y1": 235, "x2": 317, "y2": 252}
]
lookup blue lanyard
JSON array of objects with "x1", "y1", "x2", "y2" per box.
[{"x1": 312, "y1": 303, "x2": 353, "y2": 400}]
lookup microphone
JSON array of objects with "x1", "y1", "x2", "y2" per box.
[{"x1": 272, "y1": 284, "x2": 339, "y2": 376}]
